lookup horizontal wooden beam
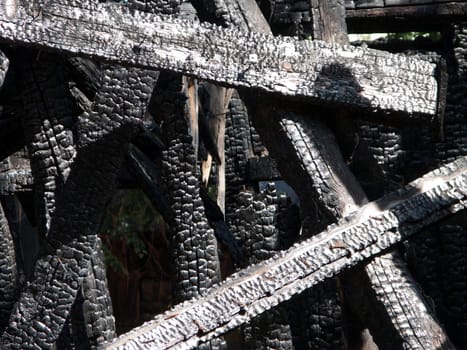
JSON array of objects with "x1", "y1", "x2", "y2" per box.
[
  {"x1": 104, "y1": 156, "x2": 467, "y2": 350},
  {"x1": 0, "y1": 1, "x2": 439, "y2": 117},
  {"x1": 346, "y1": 2, "x2": 467, "y2": 32}
]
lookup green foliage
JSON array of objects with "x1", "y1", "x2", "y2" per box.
[
  {"x1": 386, "y1": 32, "x2": 441, "y2": 41},
  {"x1": 100, "y1": 189, "x2": 162, "y2": 273}
]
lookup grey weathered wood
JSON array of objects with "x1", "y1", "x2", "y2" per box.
[
  {"x1": 0, "y1": 1, "x2": 439, "y2": 116},
  {"x1": 105, "y1": 156, "x2": 467, "y2": 350}
]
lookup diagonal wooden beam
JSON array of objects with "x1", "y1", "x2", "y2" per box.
[
  {"x1": 0, "y1": 1, "x2": 439, "y2": 117},
  {"x1": 104, "y1": 156, "x2": 467, "y2": 350}
]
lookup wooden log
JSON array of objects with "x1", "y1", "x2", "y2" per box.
[
  {"x1": 105, "y1": 156, "x2": 467, "y2": 350},
  {"x1": 0, "y1": 1, "x2": 439, "y2": 117}
]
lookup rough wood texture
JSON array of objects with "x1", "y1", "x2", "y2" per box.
[
  {"x1": 0, "y1": 48, "x2": 8, "y2": 87},
  {"x1": 346, "y1": 2, "x2": 467, "y2": 32},
  {"x1": 0, "y1": 63, "x2": 158, "y2": 349},
  {"x1": 311, "y1": 0, "x2": 349, "y2": 45},
  {"x1": 158, "y1": 73, "x2": 226, "y2": 350},
  {"x1": 0, "y1": 1, "x2": 439, "y2": 116},
  {"x1": 105, "y1": 156, "x2": 467, "y2": 350},
  {"x1": 294, "y1": 4, "x2": 452, "y2": 348},
  {"x1": 0, "y1": 200, "x2": 17, "y2": 334},
  {"x1": 14, "y1": 51, "x2": 77, "y2": 236}
]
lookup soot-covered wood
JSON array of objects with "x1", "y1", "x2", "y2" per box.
[
  {"x1": 0, "y1": 0, "x2": 439, "y2": 116},
  {"x1": 106, "y1": 156, "x2": 467, "y2": 350}
]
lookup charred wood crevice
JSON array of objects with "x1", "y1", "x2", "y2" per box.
[
  {"x1": 0, "y1": 63, "x2": 158, "y2": 349},
  {"x1": 158, "y1": 72, "x2": 226, "y2": 350},
  {"x1": 0, "y1": 199, "x2": 17, "y2": 334},
  {"x1": 14, "y1": 50, "x2": 78, "y2": 236},
  {"x1": 107, "y1": 156, "x2": 467, "y2": 350},
  {"x1": 126, "y1": 143, "x2": 174, "y2": 225},
  {"x1": 227, "y1": 185, "x2": 294, "y2": 350},
  {"x1": 0, "y1": 0, "x2": 440, "y2": 117},
  {"x1": 224, "y1": 89, "x2": 294, "y2": 349}
]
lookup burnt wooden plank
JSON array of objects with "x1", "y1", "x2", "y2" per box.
[
  {"x1": 0, "y1": 1, "x2": 439, "y2": 116},
  {"x1": 303, "y1": 2, "x2": 454, "y2": 348},
  {"x1": 105, "y1": 156, "x2": 467, "y2": 350},
  {"x1": 346, "y1": 2, "x2": 467, "y2": 32}
]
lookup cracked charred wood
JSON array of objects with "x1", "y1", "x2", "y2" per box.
[
  {"x1": 402, "y1": 24, "x2": 467, "y2": 348},
  {"x1": 199, "y1": 186, "x2": 243, "y2": 266},
  {"x1": 0, "y1": 51, "x2": 25, "y2": 161},
  {"x1": 157, "y1": 73, "x2": 225, "y2": 350},
  {"x1": 303, "y1": 4, "x2": 452, "y2": 348},
  {"x1": 13, "y1": 50, "x2": 99, "y2": 348},
  {"x1": 106, "y1": 156, "x2": 467, "y2": 350},
  {"x1": 227, "y1": 184, "x2": 294, "y2": 350},
  {"x1": 266, "y1": 1, "x2": 467, "y2": 34},
  {"x1": 224, "y1": 92, "x2": 254, "y2": 195},
  {"x1": 251, "y1": 112, "x2": 360, "y2": 349},
  {"x1": 0, "y1": 199, "x2": 17, "y2": 334},
  {"x1": 0, "y1": 168, "x2": 33, "y2": 195},
  {"x1": 0, "y1": 1, "x2": 440, "y2": 117},
  {"x1": 345, "y1": 1, "x2": 467, "y2": 33},
  {"x1": 14, "y1": 51, "x2": 78, "y2": 236},
  {"x1": 127, "y1": 144, "x2": 174, "y2": 224},
  {"x1": 222, "y1": 88, "x2": 294, "y2": 350},
  {"x1": 66, "y1": 57, "x2": 102, "y2": 103},
  {"x1": 0, "y1": 63, "x2": 158, "y2": 349},
  {"x1": 0, "y1": 193, "x2": 39, "y2": 287}
]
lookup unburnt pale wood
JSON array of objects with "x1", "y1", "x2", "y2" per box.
[
  {"x1": 0, "y1": 1, "x2": 439, "y2": 116},
  {"x1": 105, "y1": 156, "x2": 467, "y2": 350}
]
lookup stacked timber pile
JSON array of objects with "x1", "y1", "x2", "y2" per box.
[{"x1": 0, "y1": 1, "x2": 465, "y2": 350}]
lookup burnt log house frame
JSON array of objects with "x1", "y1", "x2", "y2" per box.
[{"x1": 0, "y1": 0, "x2": 466, "y2": 349}]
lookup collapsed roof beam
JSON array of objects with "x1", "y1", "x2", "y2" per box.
[
  {"x1": 105, "y1": 156, "x2": 467, "y2": 350},
  {"x1": 0, "y1": 1, "x2": 439, "y2": 117}
]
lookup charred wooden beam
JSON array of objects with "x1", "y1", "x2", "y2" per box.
[
  {"x1": 0, "y1": 200, "x2": 18, "y2": 334},
  {"x1": 14, "y1": 51, "x2": 78, "y2": 235},
  {"x1": 0, "y1": 64, "x2": 158, "y2": 349},
  {"x1": 105, "y1": 156, "x2": 467, "y2": 350},
  {"x1": 0, "y1": 1, "x2": 439, "y2": 117},
  {"x1": 346, "y1": 2, "x2": 467, "y2": 33}
]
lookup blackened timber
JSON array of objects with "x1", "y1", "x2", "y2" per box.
[
  {"x1": 0, "y1": 64, "x2": 158, "y2": 349},
  {"x1": 346, "y1": 2, "x2": 467, "y2": 32},
  {"x1": 0, "y1": 201, "x2": 17, "y2": 334},
  {"x1": 105, "y1": 156, "x2": 467, "y2": 350},
  {"x1": 15, "y1": 51, "x2": 78, "y2": 235},
  {"x1": 255, "y1": 111, "x2": 454, "y2": 349},
  {"x1": 0, "y1": 2, "x2": 439, "y2": 116},
  {"x1": 305, "y1": 2, "x2": 453, "y2": 346}
]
